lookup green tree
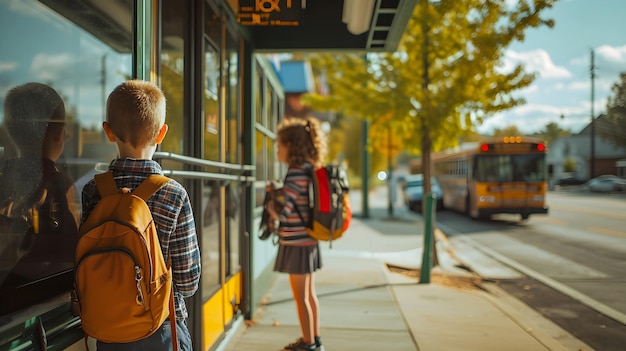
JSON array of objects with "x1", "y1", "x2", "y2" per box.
[
  {"x1": 563, "y1": 157, "x2": 577, "y2": 173},
  {"x1": 306, "y1": 0, "x2": 556, "y2": 194},
  {"x1": 531, "y1": 122, "x2": 571, "y2": 144},
  {"x1": 600, "y1": 72, "x2": 626, "y2": 149},
  {"x1": 160, "y1": 55, "x2": 184, "y2": 154},
  {"x1": 327, "y1": 114, "x2": 387, "y2": 188},
  {"x1": 492, "y1": 125, "x2": 524, "y2": 137}
]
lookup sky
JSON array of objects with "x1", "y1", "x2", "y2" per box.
[
  {"x1": 478, "y1": 0, "x2": 626, "y2": 135},
  {"x1": 0, "y1": 0, "x2": 131, "y2": 129}
]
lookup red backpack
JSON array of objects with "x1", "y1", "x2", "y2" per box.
[{"x1": 297, "y1": 165, "x2": 352, "y2": 247}]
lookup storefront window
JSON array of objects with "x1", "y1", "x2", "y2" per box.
[
  {"x1": 160, "y1": 0, "x2": 189, "y2": 157},
  {"x1": 0, "y1": 0, "x2": 133, "y2": 337}
]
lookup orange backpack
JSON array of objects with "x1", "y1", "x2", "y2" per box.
[
  {"x1": 74, "y1": 172, "x2": 177, "y2": 346},
  {"x1": 296, "y1": 165, "x2": 352, "y2": 247}
]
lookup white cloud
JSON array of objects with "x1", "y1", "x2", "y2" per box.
[
  {"x1": 596, "y1": 44, "x2": 626, "y2": 64},
  {"x1": 568, "y1": 80, "x2": 589, "y2": 91},
  {"x1": 30, "y1": 53, "x2": 75, "y2": 81},
  {"x1": 504, "y1": 49, "x2": 572, "y2": 79},
  {"x1": 0, "y1": 61, "x2": 17, "y2": 73},
  {"x1": 570, "y1": 45, "x2": 626, "y2": 82},
  {"x1": 512, "y1": 103, "x2": 564, "y2": 116}
]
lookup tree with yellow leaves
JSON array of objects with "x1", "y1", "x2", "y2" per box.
[{"x1": 306, "y1": 0, "x2": 557, "y2": 195}]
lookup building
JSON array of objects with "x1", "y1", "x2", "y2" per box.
[{"x1": 547, "y1": 114, "x2": 626, "y2": 183}]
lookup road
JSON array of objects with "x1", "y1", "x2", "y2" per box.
[{"x1": 432, "y1": 189, "x2": 626, "y2": 351}]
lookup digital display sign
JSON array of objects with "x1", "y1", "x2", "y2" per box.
[{"x1": 238, "y1": 0, "x2": 301, "y2": 26}]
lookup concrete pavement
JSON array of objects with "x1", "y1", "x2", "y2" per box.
[{"x1": 220, "y1": 188, "x2": 595, "y2": 351}]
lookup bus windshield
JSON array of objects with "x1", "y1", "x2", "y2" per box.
[{"x1": 474, "y1": 154, "x2": 546, "y2": 182}]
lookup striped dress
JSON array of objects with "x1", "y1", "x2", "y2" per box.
[{"x1": 273, "y1": 163, "x2": 322, "y2": 274}]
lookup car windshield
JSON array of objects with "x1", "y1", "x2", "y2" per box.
[
  {"x1": 406, "y1": 177, "x2": 438, "y2": 188},
  {"x1": 407, "y1": 180, "x2": 423, "y2": 187}
]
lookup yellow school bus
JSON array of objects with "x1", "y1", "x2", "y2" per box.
[{"x1": 412, "y1": 136, "x2": 549, "y2": 220}]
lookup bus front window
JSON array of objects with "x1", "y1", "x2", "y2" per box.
[
  {"x1": 475, "y1": 155, "x2": 510, "y2": 182},
  {"x1": 512, "y1": 154, "x2": 546, "y2": 182},
  {"x1": 475, "y1": 155, "x2": 546, "y2": 183}
]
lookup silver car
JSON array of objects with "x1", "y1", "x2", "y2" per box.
[
  {"x1": 583, "y1": 175, "x2": 626, "y2": 192},
  {"x1": 401, "y1": 174, "x2": 444, "y2": 212}
]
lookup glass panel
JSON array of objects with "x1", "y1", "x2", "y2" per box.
[
  {"x1": 511, "y1": 155, "x2": 546, "y2": 182},
  {"x1": 201, "y1": 5, "x2": 222, "y2": 298},
  {"x1": 475, "y1": 156, "x2": 507, "y2": 182},
  {"x1": 268, "y1": 136, "x2": 275, "y2": 180},
  {"x1": 160, "y1": 0, "x2": 188, "y2": 157},
  {"x1": 226, "y1": 33, "x2": 240, "y2": 164},
  {"x1": 265, "y1": 83, "x2": 273, "y2": 127},
  {"x1": 225, "y1": 31, "x2": 241, "y2": 276},
  {"x1": 204, "y1": 40, "x2": 219, "y2": 161},
  {"x1": 0, "y1": 3, "x2": 132, "y2": 349},
  {"x1": 475, "y1": 155, "x2": 546, "y2": 183},
  {"x1": 0, "y1": 0, "x2": 132, "y2": 320},
  {"x1": 201, "y1": 179, "x2": 220, "y2": 298},
  {"x1": 255, "y1": 130, "x2": 266, "y2": 181},
  {"x1": 275, "y1": 100, "x2": 285, "y2": 131},
  {"x1": 255, "y1": 66, "x2": 263, "y2": 123},
  {"x1": 226, "y1": 181, "x2": 240, "y2": 275}
]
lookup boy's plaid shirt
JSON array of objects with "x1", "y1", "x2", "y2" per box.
[{"x1": 81, "y1": 158, "x2": 201, "y2": 320}]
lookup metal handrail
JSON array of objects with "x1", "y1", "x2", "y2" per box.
[
  {"x1": 161, "y1": 170, "x2": 254, "y2": 183},
  {"x1": 153, "y1": 152, "x2": 256, "y2": 183},
  {"x1": 153, "y1": 152, "x2": 255, "y2": 173},
  {"x1": 89, "y1": 153, "x2": 256, "y2": 182}
]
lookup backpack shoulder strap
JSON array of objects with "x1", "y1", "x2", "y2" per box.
[
  {"x1": 94, "y1": 171, "x2": 119, "y2": 197},
  {"x1": 294, "y1": 164, "x2": 315, "y2": 224},
  {"x1": 132, "y1": 175, "x2": 170, "y2": 201}
]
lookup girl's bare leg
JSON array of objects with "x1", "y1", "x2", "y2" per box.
[
  {"x1": 308, "y1": 273, "x2": 320, "y2": 337},
  {"x1": 289, "y1": 273, "x2": 314, "y2": 345}
]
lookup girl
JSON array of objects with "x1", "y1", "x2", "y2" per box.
[{"x1": 266, "y1": 116, "x2": 326, "y2": 351}]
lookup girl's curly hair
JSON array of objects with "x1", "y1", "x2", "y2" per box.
[{"x1": 277, "y1": 116, "x2": 327, "y2": 169}]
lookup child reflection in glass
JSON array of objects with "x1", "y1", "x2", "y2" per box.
[{"x1": 0, "y1": 82, "x2": 79, "y2": 289}]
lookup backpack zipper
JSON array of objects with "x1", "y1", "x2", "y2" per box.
[{"x1": 75, "y1": 247, "x2": 148, "y2": 308}]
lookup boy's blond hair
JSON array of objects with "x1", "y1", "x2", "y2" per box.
[
  {"x1": 277, "y1": 116, "x2": 327, "y2": 169},
  {"x1": 106, "y1": 80, "x2": 166, "y2": 148},
  {"x1": 3, "y1": 82, "x2": 65, "y2": 156}
]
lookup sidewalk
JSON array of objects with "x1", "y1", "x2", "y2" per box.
[{"x1": 222, "y1": 192, "x2": 594, "y2": 351}]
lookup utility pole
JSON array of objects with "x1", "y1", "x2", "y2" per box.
[
  {"x1": 361, "y1": 54, "x2": 370, "y2": 219},
  {"x1": 101, "y1": 53, "x2": 107, "y2": 142},
  {"x1": 387, "y1": 126, "x2": 394, "y2": 217},
  {"x1": 590, "y1": 49, "x2": 596, "y2": 179},
  {"x1": 361, "y1": 119, "x2": 369, "y2": 218}
]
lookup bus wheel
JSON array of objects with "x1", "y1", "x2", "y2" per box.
[
  {"x1": 521, "y1": 213, "x2": 529, "y2": 220},
  {"x1": 466, "y1": 196, "x2": 477, "y2": 219}
]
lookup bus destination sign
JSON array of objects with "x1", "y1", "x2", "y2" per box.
[{"x1": 238, "y1": 0, "x2": 300, "y2": 26}]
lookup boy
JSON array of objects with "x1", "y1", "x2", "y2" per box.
[{"x1": 80, "y1": 80, "x2": 201, "y2": 351}]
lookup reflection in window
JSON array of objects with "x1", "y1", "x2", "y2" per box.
[
  {"x1": 225, "y1": 32, "x2": 241, "y2": 277},
  {"x1": 0, "y1": 0, "x2": 132, "y2": 334},
  {"x1": 204, "y1": 41, "x2": 219, "y2": 161},
  {"x1": 255, "y1": 66, "x2": 263, "y2": 123},
  {"x1": 201, "y1": 179, "x2": 220, "y2": 298},
  {"x1": 201, "y1": 4, "x2": 222, "y2": 299},
  {"x1": 160, "y1": 0, "x2": 189, "y2": 157},
  {"x1": 226, "y1": 34, "x2": 240, "y2": 164},
  {"x1": 255, "y1": 130, "x2": 266, "y2": 180},
  {"x1": 226, "y1": 182, "x2": 240, "y2": 277}
]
